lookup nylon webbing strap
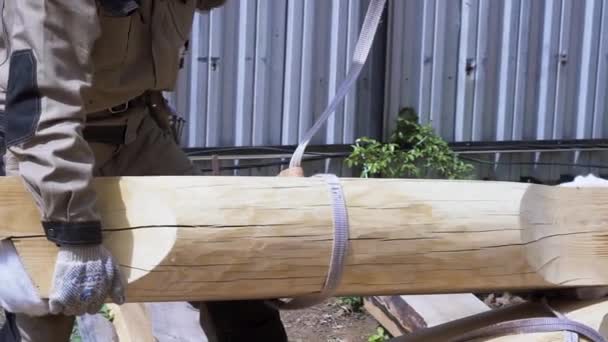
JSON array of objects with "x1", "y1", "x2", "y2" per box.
[
  {"x1": 270, "y1": 0, "x2": 385, "y2": 311},
  {"x1": 446, "y1": 317, "x2": 607, "y2": 342},
  {"x1": 268, "y1": 174, "x2": 350, "y2": 310},
  {"x1": 289, "y1": 0, "x2": 387, "y2": 168}
]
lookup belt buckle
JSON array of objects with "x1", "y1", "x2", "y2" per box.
[{"x1": 109, "y1": 102, "x2": 129, "y2": 114}]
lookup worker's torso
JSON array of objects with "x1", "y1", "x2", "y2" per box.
[
  {"x1": 86, "y1": 0, "x2": 196, "y2": 113},
  {"x1": 0, "y1": 0, "x2": 198, "y2": 114}
]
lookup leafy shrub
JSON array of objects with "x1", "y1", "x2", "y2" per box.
[{"x1": 346, "y1": 108, "x2": 473, "y2": 179}]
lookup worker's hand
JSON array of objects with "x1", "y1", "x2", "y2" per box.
[
  {"x1": 278, "y1": 167, "x2": 304, "y2": 177},
  {"x1": 49, "y1": 245, "x2": 125, "y2": 316}
]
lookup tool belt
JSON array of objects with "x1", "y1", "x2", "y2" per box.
[{"x1": 83, "y1": 91, "x2": 184, "y2": 145}]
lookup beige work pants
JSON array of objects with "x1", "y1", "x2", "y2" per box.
[{"x1": 4, "y1": 105, "x2": 286, "y2": 341}]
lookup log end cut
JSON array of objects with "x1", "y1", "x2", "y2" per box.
[{"x1": 521, "y1": 184, "x2": 608, "y2": 286}]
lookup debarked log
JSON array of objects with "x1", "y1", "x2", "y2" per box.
[{"x1": 1, "y1": 176, "x2": 607, "y2": 302}]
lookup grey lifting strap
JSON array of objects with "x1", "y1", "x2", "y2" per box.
[
  {"x1": 269, "y1": 0, "x2": 386, "y2": 310},
  {"x1": 267, "y1": 174, "x2": 350, "y2": 310},
  {"x1": 289, "y1": 0, "x2": 387, "y2": 169},
  {"x1": 446, "y1": 317, "x2": 606, "y2": 342},
  {"x1": 386, "y1": 299, "x2": 607, "y2": 342},
  {"x1": 387, "y1": 299, "x2": 607, "y2": 342}
]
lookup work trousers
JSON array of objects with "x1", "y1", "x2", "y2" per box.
[{"x1": 2, "y1": 105, "x2": 287, "y2": 342}]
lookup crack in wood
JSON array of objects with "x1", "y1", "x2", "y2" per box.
[
  {"x1": 535, "y1": 255, "x2": 560, "y2": 274},
  {"x1": 558, "y1": 278, "x2": 592, "y2": 285},
  {"x1": 485, "y1": 230, "x2": 597, "y2": 249},
  {"x1": 431, "y1": 228, "x2": 522, "y2": 233},
  {"x1": 482, "y1": 271, "x2": 539, "y2": 278},
  {"x1": 105, "y1": 223, "x2": 296, "y2": 232},
  {"x1": 382, "y1": 237, "x2": 439, "y2": 242}
]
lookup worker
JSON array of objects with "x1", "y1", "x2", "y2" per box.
[{"x1": 0, "y1": 1, "x2": 287, "y2": 341}]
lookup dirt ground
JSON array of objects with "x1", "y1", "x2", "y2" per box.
[
  {"x1": 0, "y1": 301, "x2": 381, "y2": 342},
  {"x1": 281, "y1": 299, "x2": 380, "y2": 342},
  {"x1": 279, "y1": 293, "x2": 527, "y2": 342}
]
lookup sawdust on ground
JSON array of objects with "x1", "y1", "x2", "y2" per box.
[{"x1": 281, "y1": 299, "x2": 380, "y2": 342}]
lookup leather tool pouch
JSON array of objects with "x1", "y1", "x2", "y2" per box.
[{"x1": 147, "y1": 92, "x2": 184, "y2": 145}]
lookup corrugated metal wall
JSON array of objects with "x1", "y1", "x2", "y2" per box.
[
  {"x1": 170, "y1": 0, "x2": 608, "y2": 182},
  {"x1": 169, "y1": 0, "x2": 386, "y2": 149},
  {"x1": 385, "y1": 0, "x2": 608, "y2": 142},
  {"x1": 384, "y1": 0, "x2": 608, "y2": 182}
]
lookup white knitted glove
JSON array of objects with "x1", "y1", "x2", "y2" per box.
[{"x1": 49, "y1": 245, "x2": 125, "y2": 316}]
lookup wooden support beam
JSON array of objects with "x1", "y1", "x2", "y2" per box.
[
  {"x1": 1, "y1": 176, "x2": 608, "y2": 302},
  {"x1": 364, "y1": 294, "x2": 490, "y2": 336},
  {"x1": 107, "y1": 303, "x2": 155, "y2": 342}
]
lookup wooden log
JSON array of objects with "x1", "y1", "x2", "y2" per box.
[
  {"x1": 1, "y1": 175, "x2": 608, "y2": 302},
  {"x1": 364, "y1": 294, "x2": 490, "y2": 336},
  {"x1": 391, "y1": 298, "x2": 608, "y2": 341}
]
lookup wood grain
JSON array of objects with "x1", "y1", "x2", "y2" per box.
[
  {"x1": 364, "y1": 294, "x2": 490, "y2": 336},
  {"x1": 107, "y1": 303, "x2": 155, "y2": 342},
  {"x1": 364, "y1": 296, "x2": 427, "y2": 336},
  {"x1": 1, "y1": 176, "x2": 608, "y2": 302}
]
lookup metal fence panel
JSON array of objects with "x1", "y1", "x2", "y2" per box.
[
  {"x1": 385, "y1": 0, "x2": 608, "y2": 143},
  {"x1": 170, "y1": 0, "x2": 387, "y2": 150},
  {"x1": 169, "y1": 0, "x2": 608, "y2": 181}
]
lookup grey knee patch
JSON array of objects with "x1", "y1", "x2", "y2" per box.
[{"x1": 6, "y1": 49, "x2": 41, "y2": 147}]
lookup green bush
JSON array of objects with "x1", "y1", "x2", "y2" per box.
[
  {"x1": 337, "y1": 296, "x2": 364, "y2": 313},
  {"x1": 346, "y1": 108, "x2": 473, "y2": 179}
]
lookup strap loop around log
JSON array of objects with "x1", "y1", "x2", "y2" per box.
[
  {"x1": 267, "y1": 174, "x2": 350, "y2": 310},
  {"x1": 269, "y1": 0, "x2": 381, "y2": 311}
]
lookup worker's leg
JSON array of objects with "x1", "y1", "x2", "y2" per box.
[
  {"x1": 10, "y1": 313, "x2": 74, "y2": 342},
  {"x1": 96, "y1": 109, "x2": 288, "y2": 341},
  {"x1": 197, "y1": 300, "x2": 287, "y2": 342},
  {"x1": 2, "y1": 152, "x2": 76, "y2": 342}
]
